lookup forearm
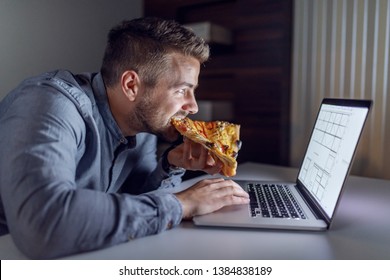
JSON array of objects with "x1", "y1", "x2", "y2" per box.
[
  {"x1": 119, "y1": 152, "x2": 185, "y2": 195},
  {"x1": 5, "y1": 186, "x2": 182, "y2": 259}
]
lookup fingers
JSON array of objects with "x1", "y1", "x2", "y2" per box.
[
  {"x1": 201, "y1": 178, "x2": 250, "y2": 210},
  {"x1": 175, "y1": 178, "x2": 250, "y2": 219},
  {"x1": 182, "y1": 137, "x2": 192, "y2": 161},
  {"x1": 198, "y1": 143, "x2": 209, "y2": 163},
  {"x1": 181, "y1": 138, "x2": 223, "y2": 174},
  {"x1": 206, "y1": 179, "x2": 249, "y2": 200}
]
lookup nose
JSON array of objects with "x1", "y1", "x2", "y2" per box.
[{"x1": 182, "y1": 94, "x2": 198, "y2": 115}]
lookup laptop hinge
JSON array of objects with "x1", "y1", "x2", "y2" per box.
[{"x1": 296, "y1": 180, "x2": 331, "y2": 227}]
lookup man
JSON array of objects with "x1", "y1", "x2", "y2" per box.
[{"x1": 0, "y1": 17, "x2": 249, "y2": 259}]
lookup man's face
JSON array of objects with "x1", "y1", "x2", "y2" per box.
[{"x1": 134, "y1": 53, "x2": 200, "y2": 142}]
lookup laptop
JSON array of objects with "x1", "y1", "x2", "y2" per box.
[{"x1": 193, "y1": 98, "x2": 372, "y2": 231}]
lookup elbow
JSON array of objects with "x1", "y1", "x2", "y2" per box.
[{"x1": 11, "y1": 227, "x2": 71, "y2": 259}]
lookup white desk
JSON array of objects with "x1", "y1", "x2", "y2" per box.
[{"x1": 1, "y1": 162, "x2": 389, "y2": 260}]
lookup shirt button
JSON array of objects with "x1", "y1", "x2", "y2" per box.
[
  {"x1": 120, "y1": 138, "x2": 126, "y2": 144},
  {"x1": 167, "y1": 221, "x2": 173, "y2": 230}
]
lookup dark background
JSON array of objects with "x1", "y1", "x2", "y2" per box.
[{"x1": 145, "y1": 0, "x2": 293, "y2": 167}]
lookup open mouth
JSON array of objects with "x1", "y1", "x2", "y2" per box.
[{"x1": 170, "y1": 115, "x2": 186, "y2": 122}]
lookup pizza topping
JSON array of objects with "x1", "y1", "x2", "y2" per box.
[{"x1": 171, "y1": 117, "x2": 241, "y2": 177}]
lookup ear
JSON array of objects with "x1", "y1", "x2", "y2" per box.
[{"x1": 120, "y1": 70, "x2": 140, "y2": 101}]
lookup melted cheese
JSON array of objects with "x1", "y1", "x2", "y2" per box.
[{"x1": 171, "y1": 117, "x2": 241, "y2": 176}]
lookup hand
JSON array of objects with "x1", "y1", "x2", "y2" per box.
[
  {"x1": 167, "y1": 138, "x2": 223, "y2": 175},
  {"x1": 174, "y1": 178, "x2": 250, "y2": 219}
]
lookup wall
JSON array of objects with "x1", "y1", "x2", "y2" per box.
[
  {"x1": 0, "y1": 0, "x2": 143, "y2": 99},
  {"x1": 144, "y1": 0, "x2": 293, "y2": 166},
  {"x1": 291, "y1": 0, "x2": 390, "y2": 179}
]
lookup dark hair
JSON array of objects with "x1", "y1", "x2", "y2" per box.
[{"x1": 101, "y1": 17, "x2": 210, "y2": 88}]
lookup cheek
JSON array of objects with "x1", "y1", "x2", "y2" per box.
[
  {"x1": 153, "y1": 92, "x2": 184, "y2": 121},
  {"x1": 163, "y1": 99, "x2": 182, "y2": 116},
  {"x1": 153, "y1": 104, "x2": 176, "y2": 125}
]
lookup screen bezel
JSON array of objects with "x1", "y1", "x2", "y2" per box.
[{"x1": 295, "y1": 98, "x2": 372, "y2": 228}]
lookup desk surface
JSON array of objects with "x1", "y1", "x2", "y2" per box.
[{"x1": 1, "y1": 162, "x2": 389, "y2": 260}]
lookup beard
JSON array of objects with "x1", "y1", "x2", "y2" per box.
[{"x1": 132, "y1": 93, "x2": 185, "y2": 143}]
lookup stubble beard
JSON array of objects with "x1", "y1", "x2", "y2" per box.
[{"x1": 133, "y1": 96, "x2": 181, "y2": 143}]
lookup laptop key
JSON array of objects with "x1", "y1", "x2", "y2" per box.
[{"x1": 248, "y1": 183, "x2": 306, "y2": 219}]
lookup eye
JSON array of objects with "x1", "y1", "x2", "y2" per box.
[{"x1": 177, "y1": 88, "x2": 187, "y2": 95}]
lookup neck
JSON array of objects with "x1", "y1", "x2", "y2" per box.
[{"x1": 106, "y1": 86, "x2": 138, "y2": 137}]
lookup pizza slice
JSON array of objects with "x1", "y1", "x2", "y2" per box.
[{"x1": 171, "y1": 117, "x2": 242, "y2": 177}]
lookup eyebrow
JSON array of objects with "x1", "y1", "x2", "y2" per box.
[
  {"x1": 179, "y1": 82, "x2": 198, "y2": 89},
  {"x1": 169, "y1": 81, "x2": 198, "y2": 90}
]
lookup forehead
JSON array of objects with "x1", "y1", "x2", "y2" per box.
[
  {"x1": 168, "y1": 52, "x2": 200, "y2": 68},
  {"x1": 161, "y1": 53, "x2": 200, "y2": 86}
]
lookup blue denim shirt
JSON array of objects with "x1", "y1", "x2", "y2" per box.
[{"x1": 0, "y1": 70, "x2": 184, "y2": 259}]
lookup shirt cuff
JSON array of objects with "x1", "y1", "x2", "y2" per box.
[
  {"x1": 161, "y1": 145, "x2": 186, "y2": 174},
  {"x1": 146, "y1": 191, "x2": 183, "y2": 232}
]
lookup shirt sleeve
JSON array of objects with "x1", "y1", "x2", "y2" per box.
[
  {"x1": 117, "y1": 134, "x2": 186, "y2": 195},
  {"x1": 0, "y1": 86, "x2": 183, "y2": 259}
]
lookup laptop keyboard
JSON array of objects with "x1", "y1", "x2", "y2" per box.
[{"x1": 248, "y1": 183, "x2": 306, "y2": 219}]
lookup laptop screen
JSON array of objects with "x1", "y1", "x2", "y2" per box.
[{"x1": 297, "y1": 99, "x2": 371, "y2": 218}]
